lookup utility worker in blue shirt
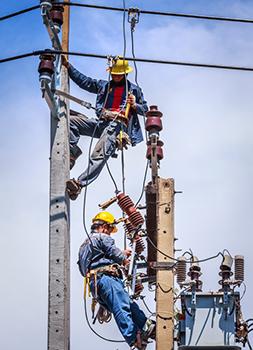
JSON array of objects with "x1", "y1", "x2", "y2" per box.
[
  {"x1": 62, "y1": 56, "x2": 148, "y2": 200},
  {"x1": 78, "y1": 211, "x2": 155, "y2": 349}
]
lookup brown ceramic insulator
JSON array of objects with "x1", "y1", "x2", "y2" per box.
[
  {"x1": 128, "y1": 211, "x2": 144, "y2": 228},
  {"x1": 145, "y1": 116, "x2": 163, "y2": 132},
  {"x1": 146, "y1": 105, "x2": 163, "y2": 119},
  {"x1": 134, "y1": 282, "x2": 144, "y2": 296},
  {"x1": 135, "y1": 235, "x2": 145, "y2": 254},
  {"x1": 146, "y1": 140, "x2": 164, "y2": 160},
  {"x1": 117, "y1": 193, "x2": 134, "y2": 214},
  {"x1": 123, "y1": 220, "x2": 135, "y2": 235},
  {"x1": 50, "y1": 5, "x2": 64, "y2": 25},
  {"x1": 38, "y1": 54, "x2": 55, "y2": 75}
]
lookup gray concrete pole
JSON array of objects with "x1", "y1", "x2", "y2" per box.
[{"x1": 47, "y1": 2, "x2": 70, "y2": 350}]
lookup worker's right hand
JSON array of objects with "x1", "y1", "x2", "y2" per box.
[
  {"x1": 123, "y1": 248, "x2": 132, "y2": 257},
  {"x1": 61, "y1": 55, "x2": 69, "y2": 68},
  {"x1": 123, "y1": 258, "x2": 130, "y2": 267}
]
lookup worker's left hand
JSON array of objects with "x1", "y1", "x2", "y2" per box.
[
  {"x1": 123, "y1": 248, "x2": 132, "y2": 257},
  {"x1": 127, "y1": 94, "x2": 136, "y2": 108}
]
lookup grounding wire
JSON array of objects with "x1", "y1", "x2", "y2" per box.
[
  {"x1": 83, "y1": 295, "x2": 124, "y2": 343},
  {"x1": 3, "y1": 50, "x2": 253, "y2": 73},
  {"x1": 3, "y1": 2, "x2": 253, "y2": 24},
  {"x1": 147, "y1": 236, "x2": 224, "y2": 263},
  {"x1": 128, "y1": 13, "x2": 149, "y2": 207}
]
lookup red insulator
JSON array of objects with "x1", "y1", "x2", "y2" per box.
[
  {"x1": 38, "y1": 53, "x2": 55, "y2": 82},
  {"x1": 117, "y1": 193, "x2": 144, "y2": 228},
  {"x1": 117, "y1": 193, "x2": 134, "y2": 215},
  {"x1": 128, "y1": 211, "x2": 144, "y2": 228},
  {"x1": 135, "y1": 235, "x2": 145, "y2": 254},
  {"x1": 146, "y1": 105, "x2": 163, "y2": 119},
  {"x1": 134, "y1": 282, "x2": 144, "y2": 296},
  {"x1": 50, "y1": 5, "x2": 64, "y2": 31},
  {"x1": 145, "y1": 116, "x2": 163, "y2": 132},
  {"x1": 146, "y1": 140, "x2": 164, "y2": 160},
  {"x1": 124, "y1": 220, "x2": 135, "y2": 235}
]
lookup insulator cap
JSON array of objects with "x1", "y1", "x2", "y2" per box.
[
  {"x1": 146, "y1": 105, "x2": 163, "y2": 119},
  {"x1": 220, "y1": 254, "x2": 233, "y2": 271}
]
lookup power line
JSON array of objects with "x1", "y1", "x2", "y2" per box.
[
  {"x1": 2, "y1": 49, "x2": 253, "y2": 72},
  {"x1": 0, "y1": 5, "x2": 39, "y2": 21},
  {"x1": 2, "y1": 2, "x2": 253, "y2": 24}
]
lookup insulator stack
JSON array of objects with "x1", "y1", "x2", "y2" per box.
[
  {"x1": 135, "y1": 235, "x2": 145, "y2": 255},
  {"x1": 49, "y1": 4, "x2": 64, "y2": 32},
  {"x1": 146, "y1": 140, "x2": 164, "y2": 161},
  {"x1": 145, "y1": 105, "x2": 163, "y2": 135},
  {"x1": 234, "y1": 255, "x2": 244, "y2": 283},
  {"x1": 219, "y1": 254, "x2": 233, "y2": 289},
  {"x1": 117, "y1": 193, "x2": 144, "y2": 228},
  {"x1": 123, "y1": 219, "x2": 135, "y2": 236},
  {"x1": 177, "y1": 256, "x2": 186, "y2": 287},
  {"x1": 188, "y1": 257, "x2": 202, "y2": 291},
  {"x1": 38, "y1": 53, "x2": 55, "y2": 83}
]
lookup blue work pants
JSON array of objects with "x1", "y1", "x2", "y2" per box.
[
  {"x1": 90, "y1": 274, "x2": 147, "y2": 346},
  {"x1": 70, "y1": 115, "x2": 123, "y2": 187}
]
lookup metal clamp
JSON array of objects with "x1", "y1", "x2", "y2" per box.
[{"x1": 128, "y1": 8, "x2": 140, "y2": 31}]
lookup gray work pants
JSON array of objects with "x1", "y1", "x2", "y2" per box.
[{"x1": 70, "y1": 115, "x2": 124, "y2": 187}]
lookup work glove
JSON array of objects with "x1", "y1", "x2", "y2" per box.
[
  {"x1": 126, "y1": 93, "x2": 136, "y2": 108},
  {"x1": 116, "y1": 131, "x2": 131, "y2": 150}
]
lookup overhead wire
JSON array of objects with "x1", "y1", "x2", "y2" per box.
[
  {"x1": 3, "y1": 49, "x2": 253, "y2": 73},
  {"x1": 147, "y1": 236, "x2": 224, "y2": 263},
  {"x1": 2, "y1": 2, "x2": 253, "y2": 24}
]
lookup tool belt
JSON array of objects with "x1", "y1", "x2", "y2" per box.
[
  {"x1": 89, "y1": 264, "x2": 123, "y2": 279},
  {"x1": 101, "y1": 109, "x2": 129, "y2": 127}
]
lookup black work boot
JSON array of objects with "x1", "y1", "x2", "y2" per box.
[
  {"x1": 70, "y1": 146, "x2": 82, "y2": 170},
  {"x1": 66, "y1": 178, "x2": 82, "y2": 200}
]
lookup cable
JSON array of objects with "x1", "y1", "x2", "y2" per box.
[
  {"x1": 3, "y1": 49, "x2": 253, "y2": 73},
  {"x1": 2, "y1": 2, "x2": 253, "y2": 24},
  {"x1": 0, "y1": 5, "x2": 39, "y2": 21},
  {"x1": 247, "y1": 339, "x2": 253, "y2": 350},
  {"x1": 83, "y1": 297, "x2": 124, "y2": 343},
  {"x1": 147, "y1": 236, "x2": 224, "y2": 263},
  {"x1": 195, "y1": 308, "x2": 211, "y2": 345},
  {"x1": 140, "y1": 296, "x2": 155, "y2": 316},
  {"x1": 135, "y1": 161, "x2": 148, "y2": 207}
]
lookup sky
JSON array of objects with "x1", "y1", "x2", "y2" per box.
[{"x1": 1, "y1": 1, "x2": 253, "y2": 350}]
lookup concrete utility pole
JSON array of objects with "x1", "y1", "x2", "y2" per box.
[
  {"x1": 155, "y1": 178, "x2": 175, "y2": 350},
  {"x1": 48, "y1": 2, "x2": 70, "y2": 350}
]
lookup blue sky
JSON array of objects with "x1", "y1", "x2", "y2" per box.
[{"x1": 1, "y1": 1, "x2": 253, "y2": 350}]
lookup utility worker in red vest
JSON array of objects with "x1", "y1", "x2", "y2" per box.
[
  {"x1": 78, "y1": 211, "x2": 155, "y2": 349},
  {"x1": 62, "y1": 56, "x2": 148, "y2": 200}
]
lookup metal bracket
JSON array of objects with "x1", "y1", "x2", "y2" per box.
[
  {"x1": 128, "y1": 8, "x2": 140, "y2": 31},
  {"x1": 41, "y1": 80, "x2": 59, "y2": 119},
  {"x1": 149, "y1": 261, "x2": 175, "y2": 270},
  {"x1": 55, "y1": 89, "x2": 95, "y2": 110},
  {"x1": 41, "y1": 9, "x2": 62, "y2": 50}
]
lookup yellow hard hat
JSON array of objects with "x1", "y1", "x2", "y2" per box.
[
  {"x1": 107, "y1": 57, "x2": 133, "y2": 75},
  {"x1": 92, "y1": 211, "x2": 118, "y2": 233}
]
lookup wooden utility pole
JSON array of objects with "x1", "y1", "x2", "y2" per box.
[
  {"x1": 48, "y1": 2, "x2": 70, "y2": 350},
  {"x1": 146, "y1": 178, "x2": 175, "y2": 350},
  {"x1": 155, "y1": 178, "x2": 175, "y2": 350}
]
